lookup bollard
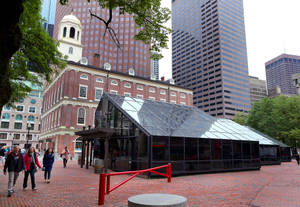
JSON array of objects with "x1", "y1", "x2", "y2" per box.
[
  {"x1": 98, "y1": 173, "x2": 106, "y2": 205},
  {"x1": 167, "y1": 163, "x2": 171, "y2": 183}
]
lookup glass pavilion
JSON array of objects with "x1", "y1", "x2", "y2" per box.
[{"x1": 76, "y1": 94, "x2": 289, "y2": 175}]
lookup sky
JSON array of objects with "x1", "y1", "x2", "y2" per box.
[{"x1": 159, "y1": 0, "x2": 300, "y2": 81}]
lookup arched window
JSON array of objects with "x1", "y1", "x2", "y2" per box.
[
  {"x1": 28, "y1": 115, "x2": 35, "y2": 122},
  {"x1": 30, "y1": 99, "x2": 36, "y2": 104},
  {"x1": 1, "y1": 113, "x2": 10, "y2": 120},
  {"x1": 96, "y1": 77, "x2": 103, "y2": 83},
  {"x1": 68, "y1": 47, "x2": 73, "y2": 54},
  {"x1": 15, "y1": 114, "x2": 23, "y2": 121},
  {"x1": 77, "y1": 31, "x2": 80, "y2": 40},
  {"x1": 80, "y1": 74, "x2": 88, "y2": 80},
  {"x1": 70, "y1": 27, "x2": 75, "y2": 38},
  {"x1": 63, "y1": 27, "x2": 67, "y2": 37},
  {"x1": 77, "y1": 108, "x2": 85, "y2": 124}
]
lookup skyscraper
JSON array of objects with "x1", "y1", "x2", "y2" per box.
[
  {"x1": 172, "y1": 0, "x2": 251, "y2": 118},
  {"x1": 265, "y1": 54, "x2": 300, "y2": 96},
  {"x1": 150, "y1": 52, "x2": 159, "y2": 80},
  {"x1": 54, "y1": 0, "x2": 150, "y2": 77},
  {"x1": 249, "y1": 76, "x2": 267, "y2": 107},
  {"x1": 41, "y1": 0, "x2": 57, "y2": 37}
]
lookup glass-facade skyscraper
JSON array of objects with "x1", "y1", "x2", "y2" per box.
[
  {"x1": 41, "y1": 0, "x2": 57, "y2": 37},
  {"x1": 172, "y1": 0, "x2": 250, "y2": 118}
]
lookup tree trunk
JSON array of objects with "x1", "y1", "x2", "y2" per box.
[{"x1": 0, "y1": 0, "x2": 23, "y2": 113}]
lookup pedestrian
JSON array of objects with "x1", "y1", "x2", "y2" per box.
[
  {"x1": 23, "y1": 147, "x2": 42, "y2": 191},
  {"x1": 43, "y1": 148, "x2": 55, "y2": 183},
  {"x1": 3, "y1": 145, "x2": 24, "y2": 197},
  {"x1": 295, "y1": 153, "x2": 300, "y2": 165},
  {"x1": 60, "y1": 146, "x2": 70, "y2": 168}
]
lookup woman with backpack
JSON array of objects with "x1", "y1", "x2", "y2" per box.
[
  {"x1": 23, "y1": 147, "x2": 42, "y2": 190},
  {"x1": 43, "y1": 148, "x2": 55, "y2": 183}
]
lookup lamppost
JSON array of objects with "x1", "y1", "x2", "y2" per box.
[{"x1": 26, "y1": 123, "x2": 31, "y2": 149}]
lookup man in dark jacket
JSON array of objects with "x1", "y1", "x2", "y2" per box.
[{"x1": 3, "y1": 145, "x2": 24, "y2": 197}]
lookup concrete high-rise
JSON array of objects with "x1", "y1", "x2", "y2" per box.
[
  {"x1": 249, "y1": 76, "x2": 267, "y2": 107},
  {"x1": 54, "y1": 0, "x2": 150, "y2": 77},
  {"x1": 265, "y1": 54, "x2": 300, "y2": 96},
  {"x1": 172, "y1": 0, "x2": 251, "y2": 118},
  {"x1": 150, "y1": 52, "x2": 159, "y2": 80},
  {"x1": 41, "y1": 0, "x2": 57, "y2": 37}
]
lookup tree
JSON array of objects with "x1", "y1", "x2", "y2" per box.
[
  {"x1": 232, "y1": 112, "x2": 248, "y2": 125},
  {"x1": 247, "y1": 96, "x2": 300, "y2": 146},
  {"x1": 0, "y1": 0, "x2": 66, "y2": 113},
  {"x1": 60, "y1": 0, "x2": 172, "y2": 60}
]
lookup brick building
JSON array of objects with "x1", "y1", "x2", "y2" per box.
[
  {"x1": 40, "y1": 14, "x2": 193, "y2": 158},
  {"x1": 54, "y1": 0, "x2": 151, "y2": 77}
]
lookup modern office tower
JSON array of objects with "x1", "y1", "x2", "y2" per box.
[
  {"x1": 54, "y1": 0, "x2": 150, "y2": 77},
  {"x1": 41, "y1": 0, "x2": 57, "y2": 37},
  {"x1": 265, "y1": 54, "x2": 300, "y2": 96},
  {"x1": 150, "y1": 52, "x2": 159, "y2": 80},
  {"x1": 172, "y1": 0, "x2": 251, "y2": 118},
  {"x1": 292, "y1": 73, "x2": 300, "y2": 95},
  {"x1": 249, "y1": 76, "x2": 267, "y2": 106}
]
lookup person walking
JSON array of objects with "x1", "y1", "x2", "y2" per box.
[
  {"x1": 3, "y1": 145, "x2": 24, "y2": 197},
  {"x1": 61, "y1": 146, "x2": 70, "y2": 168},
  {"x1": 23, "y1": 147, "x2": 42, "y2": 191},
  {"x1": 295, "y1": 153, "x2": 300, "y2": 165},
  {"x1": 43, "y1": 148, "x2": 55, "y2": 183}
]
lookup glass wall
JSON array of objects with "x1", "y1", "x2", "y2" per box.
[{"x1": 259, "y1": 145, "x2": 280, "y2": 165}]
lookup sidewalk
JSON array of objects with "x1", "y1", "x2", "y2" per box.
[{"x1": 0, "y1": 160, "x2": 300, "y2": 207}]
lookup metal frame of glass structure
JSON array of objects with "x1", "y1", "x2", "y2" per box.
[{"x1": 77, "y1": 94, "x2": 289, "y2": 175}]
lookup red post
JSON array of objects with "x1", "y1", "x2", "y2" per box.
[
  {"x1": 106, "y1": 175, "x2": 111, "y2": 195},
  {"x1": 167, "y1": 163, "x2": 171, "y2": 183},
  {"x1": 98, "y1": 173, "x2": 106, "y2": 205}
]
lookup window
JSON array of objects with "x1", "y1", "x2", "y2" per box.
[
  {"x1": 124, "y1": 92, "x2": 131, "y2": 97},
  {"x1": 14, "y1": 122, "x2": 22, "y2": 129},
  {"x1": 111, "y1": 80, "x2": 118, "y2": 85},
  {"x1": 30, "y1": 99, "x2": 36, "y2": 104},
  {"x1": 96, "y1": 77, "x2": 103, "y2": 83},
  {"x1": 77, "y1": 108, "x2": 85, "y2": 124},
  {"x1": 77, "y1": 31, "x2": 80, "y2": 40},
  {"x1": 149, "y1": 97, "x2": 155, "y2": 101},
  {"x1": 29, "y1": 107, "x2": 36, "y2": 113},
  {"x1": 1, "y1": 122, "x2": 9, "y2": 128},
  {"x1": 16, "y1": 105, "x2": 24, "y2": 112},
  {"x1": 3, "y1": 105, "x2": 11, "y2": 111},
  {"x1": 149, "y1": 87, "x2": 155, "y2": 93},
  {"x1": 137, "y1": 85, "x2": 143, "y2": 90},
  {"x1": 136, "y1": 94, "x2": 143, "y2": 99},
  {"x1": 15, "y1": 114, "x2": 23, "y2": 121},
  {"x1": 1, "y1": 113, "x2": 10, "y2": 120},
  {"x1": 27, "y1": 134, "x2": 33, "y2": 141},
  {"x1": 110, "y1": 90, "x2": 118, "y2": 95},
  {"x1": 170, "y1": 100, "x2": 176, "y2": 104},
  {"x1": 160, "y1": 89, "x2": 166, "y2": 95},
  {"x1": 68, "y1": 47, "x2": 73, "y2": 54},
  {"x1": 95, "y1": 88, "x2": 103, "y2": 100},
  {"x1": 79, "y1": 85, "x2": 87, "y2": 98},
  {"x1": 13, "y1": 134, "x2": 20, "y2": 140},
  {"x1": 70, "y1": 27, "x2": 75, "y2": 38},
  {"x1": 0, "y1": 133, "x2": 7, "y2": 139},
  {"x1": 75, "y1": 140, "x2": 82, "y2": 151},
  {"x1": 160, "y1": 99, "x2": 166, "y2": 102},
  {"x1": 63, "y1": 27, "x2": 67, "y2": 37},
  {"x1": 153, "y1": 136, "x2": 169, "y2": 161},
  {"x1": 124, "y1": 82, "x2": 131, "y2": 88},
  {"x1": 171, "y1": 91, "x2": 176, "y2": 96},
  {"x1": 80, "y1": 74, "x2": 88, "y2": 80},
  {"x1": 180, "y1": 93, "x2": 186, "y2": 98},
  {"x1": 28, "y1": 115, "x2": 35, "y2": 122},
  {"x1": 19, "y1": 98, "x2": 24, "y2": 103},
  {"x1": 180, "y1": 102, "x2": 186, "y2": 105},
  {"x1": 28, "y1": 124, "x2": 34, "y2": 130}
]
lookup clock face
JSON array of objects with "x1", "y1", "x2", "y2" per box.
[{"x1": 104, "y1": 63, "x2": 111, "y2": 70}]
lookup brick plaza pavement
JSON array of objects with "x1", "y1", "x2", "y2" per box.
[{"x1": 0, "y1": 159, "x2": 300, "y2": 207}]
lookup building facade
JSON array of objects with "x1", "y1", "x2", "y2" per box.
[
  {"x1": 40, "y1": 14, "x2": 193, "y2": 158},
  {"x1": 0, "y1": 84, "x2": 43, "y2": 149},
  {"x1": 172, "y1": 0, "x2": 251, "y2": 119},
  {"x1": 54, "y1": 0, "x2": 151, "y2": 77},
  {"x1": 265, "y1": 54, "x2": 300, "y2": 96},
  {"x1": 249, "y1": 76, "x2": 267, "y2": 106},
  {"x1": 41, "y1": 0, "x2": 57, "y2": 37},
  {"x1": 150, "y1": 52, "x2": 159, "y2": 80}
]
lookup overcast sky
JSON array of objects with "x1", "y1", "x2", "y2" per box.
[{"x1": 159, "y1": 0, "x2": 300, "y2": 80}]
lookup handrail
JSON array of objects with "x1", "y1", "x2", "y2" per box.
[{"x1": 98, "y1": 163, "x2": 171, "y2": 205}]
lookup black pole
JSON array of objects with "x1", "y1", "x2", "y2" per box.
[
  {"x1": 86, "y1": 141, "x2": 90, "y2": 169},
  {"x1": 90, "y1": 140, "x2": 94, "y2": 166},
  {"x1": 80, "y1": 139, "x2": 84, "y2": 168}
]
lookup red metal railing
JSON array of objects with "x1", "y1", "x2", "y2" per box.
[{"x1": 98, "y1": 163, "x2": 171, "y2": 205}]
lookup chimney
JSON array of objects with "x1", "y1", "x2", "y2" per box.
[
  {"x1": 161, "y1": 76, "x2": 165, "y2": 81},
  {"x1": 92, "y1": 53, "x2": 100, "y2": 67}
]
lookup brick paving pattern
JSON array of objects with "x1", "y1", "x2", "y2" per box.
[{"x1": 0, "y1": 159, "x2": 300, "y2": 207}]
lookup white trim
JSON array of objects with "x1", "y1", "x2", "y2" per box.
[
  {"x1": 95, "y1": 87, "x2": 103, "y2": 101},
  {"x1": 170, "y1": 100, "x2": 176, "y2": 104},
  {"x1": 16, "y1": 105, "x2": 25, "y2": 112},
  {"x1": 180, "y1": 93, "x2": 186, "y2": 98},
  {"x1": 170, "y1": 91, "x2": 176, "y2": 97},
  {"x1": 160, "y1": 98, "x2": 166, "y2": 102},
  {"x1": 77, "y1": 107, "x2": 85, "y2": 125},
  {"x1": 40, "y1": 127, "x2": 78, "y2": 139},
  {"x1": 111, "y1": 79, "x2": 118, "y2": 86},
  {"x1": 96, "y1": 76, "x2": 104, "y2": 83},
  {"x1": 124, "y1": 92, "x2": 131, "y2": 97},
  {"x1": 149, "y1": 96, "x2": 155, "y2": 101},
  {"x1": 124, "y1": 82, "x2": 131, "y2": 88},
  {"x1": 180, "y1": 102, "x2": 186, "y2": 105},
  {"x1": 110, "y1": 90, "x2": 118, "y2": 95},
  {"x1": 149, "y1": 87, "x2": 156, "y2": 93},
  {"x1": 136, "y1": 94, "x2": 143, "y2": 99},
  {"x1": 79, "y1": 84, "x2": 88, "y2": 99},
  {"x1": 28, "y1": 106, "x2": 36, "y2": 113},
  {"x1": 137, "y1": 85, "x2": 144, "y2": 90},
  {"x1": 80, "y1": 73, "x2": 88, "y2": 80},
  {"x1": 160, "y1": 89, "x2": 166, "y2": 95}
]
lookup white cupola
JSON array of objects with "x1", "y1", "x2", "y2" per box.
[{"x1": 57, "y1": 12, "x2": 83, "y2": 62}]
